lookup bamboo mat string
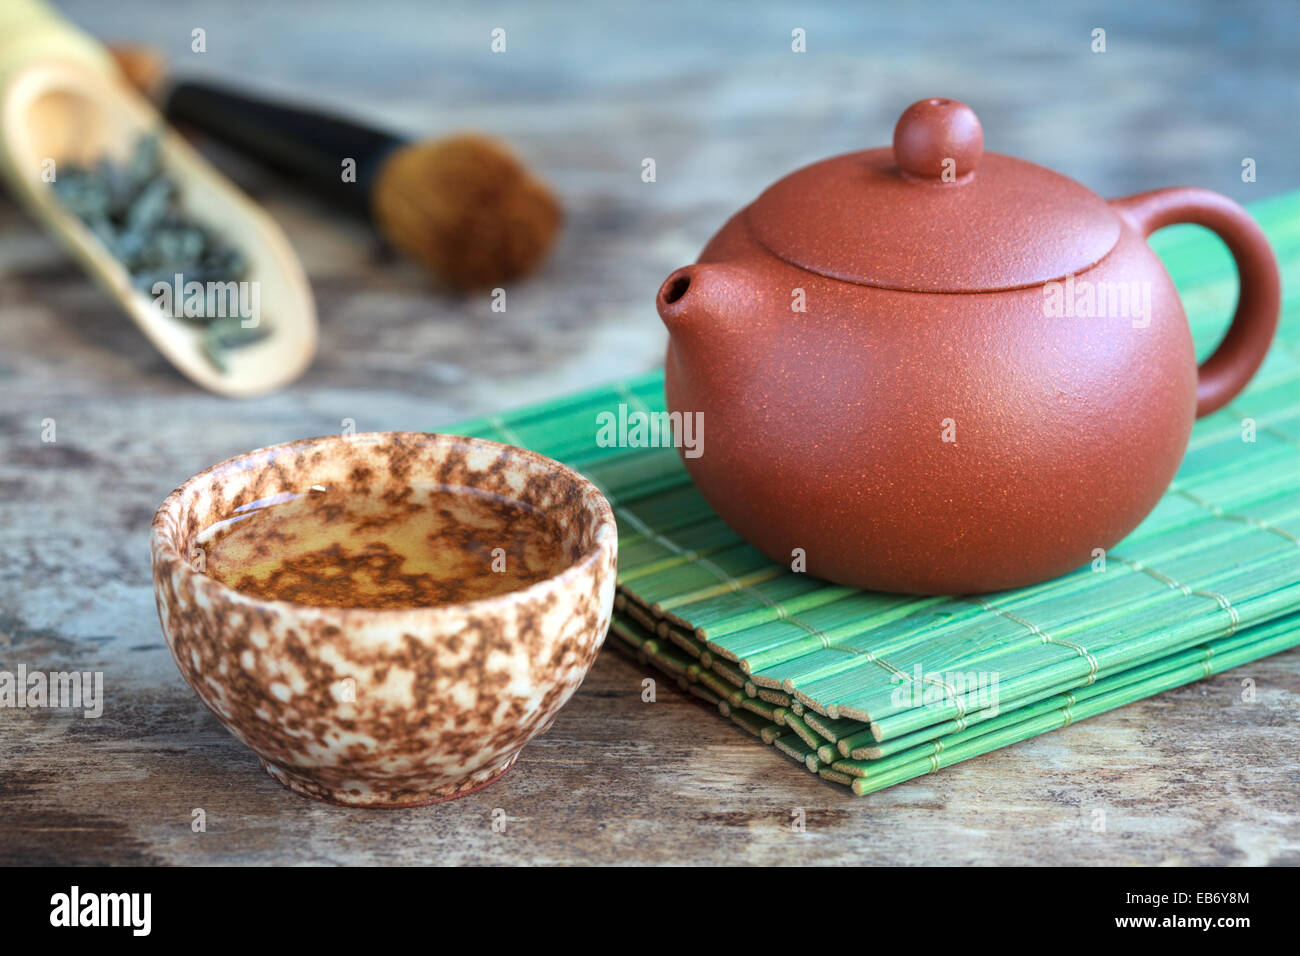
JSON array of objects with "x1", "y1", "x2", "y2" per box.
[
  {"x1": 1222, "y1": 404, "x2": 1300, "y2": 448},
  {"x1": 1111, "y1": 554, "x2": 1241, "y2": 636},
  {"x1": 1171, "y1": 486, "x2": 1300, "y2": 544},
  {"x1": 966, "y1": 596, "x2": 1101, "y2": 684},
  {"x1": 817, "y1": 642, "x2": 970, "y2": 716}
]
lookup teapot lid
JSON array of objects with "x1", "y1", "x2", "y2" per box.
[{"x1": 745, "y1": 98, "x2": 1122, "y2": 292}]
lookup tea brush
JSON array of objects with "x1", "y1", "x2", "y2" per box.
[{"x1": 112, "y1": 46, "x2": 563, "y2": 290}]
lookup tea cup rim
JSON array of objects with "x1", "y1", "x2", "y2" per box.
[{"x1": 149, "y1": 430, "x2": 617, "y2": 623}]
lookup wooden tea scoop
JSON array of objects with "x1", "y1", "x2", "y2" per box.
[
  {"x1": 112, "y1": 45, "x2": 563, "y2": 290},
  {"x1": 0, "y1": 0, "x2": 317, "y2": 397}
]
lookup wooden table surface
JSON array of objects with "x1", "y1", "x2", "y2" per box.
[{"x1": 2, "y1": 0, "x2": 1297, "y2": 865}]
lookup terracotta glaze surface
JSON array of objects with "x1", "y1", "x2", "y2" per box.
[
  {"x1": 746, "y1": 99, "x2": 1122, "y2": 292},
  {"x1": 659, "y1": 98, "x2": 1281, "y2": 595},
  {"x1": 150, "y1": 432, "x2": 618, "y2": 807}
]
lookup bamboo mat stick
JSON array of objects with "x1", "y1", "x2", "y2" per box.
[
  {"x1": 846, "y1": 625, "x2": 1300, "y2": 796},
  {"x1": 843, "y1": 623, "x2": 1288, "y2": 759}
]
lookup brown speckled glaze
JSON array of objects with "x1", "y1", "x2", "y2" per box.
[
  {"x1": 150, "y1": 432, "x2": 617, "y2": 807},
  {"x1": 658, "y1": 97, "x2": 1280, "y2": 595}
]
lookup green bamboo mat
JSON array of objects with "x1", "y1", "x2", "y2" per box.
[
  {"x1": 444, "y1": 190, "x2": 1300, "y2": 792},
  {"x1": 606, "y1": 607, "x2": 1300, "y2": 794}
]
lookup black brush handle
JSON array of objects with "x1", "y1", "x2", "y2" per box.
[{"x1": 164, "y1": 80, "x2": 405, "y2": 214}]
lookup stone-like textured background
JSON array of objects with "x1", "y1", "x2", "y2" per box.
[{"x1": 1, "y1": 0, "x2": 1296, "y2": 864}]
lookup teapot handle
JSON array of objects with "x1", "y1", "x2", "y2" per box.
[{"x1": 1109, "y1": 188, "x2": 1280, "y2": 418}]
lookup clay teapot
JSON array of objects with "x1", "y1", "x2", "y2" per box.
[{"x1": 657, "y1": 97, "x2": 1280, "y2": 595}]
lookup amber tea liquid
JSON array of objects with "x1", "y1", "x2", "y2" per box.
[{"x1": 198, "y1": 485, "x2": 570, "y2": 609}]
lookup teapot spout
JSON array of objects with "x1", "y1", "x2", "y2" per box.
[{"x1": 656, "y1": 263, "x2": 746, "y2": 336}]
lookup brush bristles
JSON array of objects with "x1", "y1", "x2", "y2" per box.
[
  {"x1": 108, "y1": 44, "x2": 168, "y2": 99},
  {"x1": 371, "y1": 135, "x2": 562, "y2": 289}
]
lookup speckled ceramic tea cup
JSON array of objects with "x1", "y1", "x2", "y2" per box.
[{"x1": 150, "y1": 432, "x2": 617, "y2": 807}]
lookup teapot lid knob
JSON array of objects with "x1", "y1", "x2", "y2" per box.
[{"x1": 893, "y1": 97, "x2": 983, "y2": 182}]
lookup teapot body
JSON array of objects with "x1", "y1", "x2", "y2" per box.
[{"x1": 663, "y1": 211, "x2": 1198, "y2": 594}]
